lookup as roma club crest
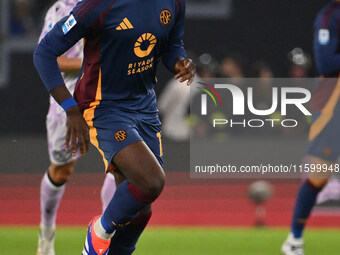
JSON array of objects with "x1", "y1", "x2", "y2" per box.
[
  {"x1": 115, "y1": 130, "x2": 127, "y2": 142},
  {"x1": 160, "y1": 9, "x2": 172, "y2": 25}
]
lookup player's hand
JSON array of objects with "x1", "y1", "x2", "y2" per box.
[
  {"x1": 174, "y1": 58, "x2": 196, "y2": 86},
  {"x1": 65, "y1": 106, "x2": 90, "y2": 156}
]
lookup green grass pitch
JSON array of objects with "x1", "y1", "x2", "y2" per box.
[{"x1": 0, "y1": 226, "x2": 339, "y2": 255}]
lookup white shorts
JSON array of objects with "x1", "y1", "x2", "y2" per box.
[{"x1": 46, "y1": 103, "x2": 80, "y2": 165}]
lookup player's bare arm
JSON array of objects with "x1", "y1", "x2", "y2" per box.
[
  {"x1": 57, "y1": 56, "x2": 82, "y2": 72},
  {"x1": 174, "y1": 58, "x2": 195, "y2": 85},
  {"x1": 49, "y1": 85, "x2": 89, "y2": 156}
]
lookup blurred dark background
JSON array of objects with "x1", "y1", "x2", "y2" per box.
[
  {"x1": 0, "y1": 0, "x2": 329, "y2": 133},
  {"x1": 0, "y1": 0, "x2": 331, "y2": 174},
  {"x1": 1, "y1": 0, "x2": 339, "y2": 228}
]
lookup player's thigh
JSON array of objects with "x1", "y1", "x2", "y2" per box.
[
  {"x1": 113, "y1": 141, "x2": 165, "y2": 196},
  {"x1": 307, "y1": 111, "x2": 340, "y2": 187},
  {"x1": 113, "y1": 169, "x2": 126, "y2": 186},
  {"x1": 92, "y1": 122, "x2": 144, "y2": 172},
  {"x1": 307, "y1": 110, "x2": 340, "y2": 162},
  {"x1": 308, "y1": 156, "x2": 334, "y2": 188},
  {"x1": 92, "y1": 120, "x2": 165, "y2": 194}
]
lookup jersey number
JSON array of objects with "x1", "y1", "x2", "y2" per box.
[{"x1": 157, "y1": 132, "x2": 163, "y2": 157}]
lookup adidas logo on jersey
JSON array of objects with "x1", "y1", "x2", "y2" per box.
[{"x1": 116, "y1": 18, "x2": 134, "y2": 30}]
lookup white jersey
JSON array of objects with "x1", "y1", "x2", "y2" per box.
[
  {"x1": 40, "y1": 0, "x2": 83, "y2": 165},
  {"x1": 39, "y1": 0, "x2": 83, "y2": 115}
]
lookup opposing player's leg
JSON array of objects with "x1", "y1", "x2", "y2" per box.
[
  {"x1": 101, "y1": 173, "x2": 116, "y2": 212},
  {"x1": 291, "y1": 157, "x2": 332, "y2": 236},
  {"x1": 38, "y1": 161, "x2": 76, "y2": 255},
  {"x1": 38, "y1": 110, "x2": 78, "y2": 255},
  {"x1": 281, "y1": 157, "x2": 332, "y2": 255},
  {"x1": 282, "y1": 108, "x2": 340, "y2": 255}
]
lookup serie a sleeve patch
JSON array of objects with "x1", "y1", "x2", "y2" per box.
[
  {"x1": 62, "y1": 15, "x2": 77, "y2": 35},
  {"x1": 318, "y1": 29, "x2": 330, "y2": 45}
]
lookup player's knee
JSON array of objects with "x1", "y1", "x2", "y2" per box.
[
  {"x1": 49, "y1": 161, "x2": 75, "y2": 185},
  {"x1": 308, "y1": 177, "x2": 328, "y2": 190},
  {"x1": 139, "y1": 168, "x2": 165, "y2": 199},
  {"x1": 148, "y1": 171, "x2": 165, "y2": 198}
]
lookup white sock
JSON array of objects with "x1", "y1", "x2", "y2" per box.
[
  {"x1": 40, "y1": 171, "x2": 65, "y2": 227},
  {"x1": 93, "y1": 217, "x2": 115, "y2": 241}
]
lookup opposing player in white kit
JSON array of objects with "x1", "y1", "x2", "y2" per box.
[{"x1": 37, "y1": 1, "x2": 116, "y2": 255}]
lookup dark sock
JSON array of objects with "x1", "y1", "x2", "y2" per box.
[
  {"x1": 291, "y1": 179, "x2": 322, "y2": 238},
  {"x1": 108, "y1": 207, "x2": 152, "y2": 255},
  {"x1": 101, "y1": 180, "x2": 157, "y2": 234}
]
